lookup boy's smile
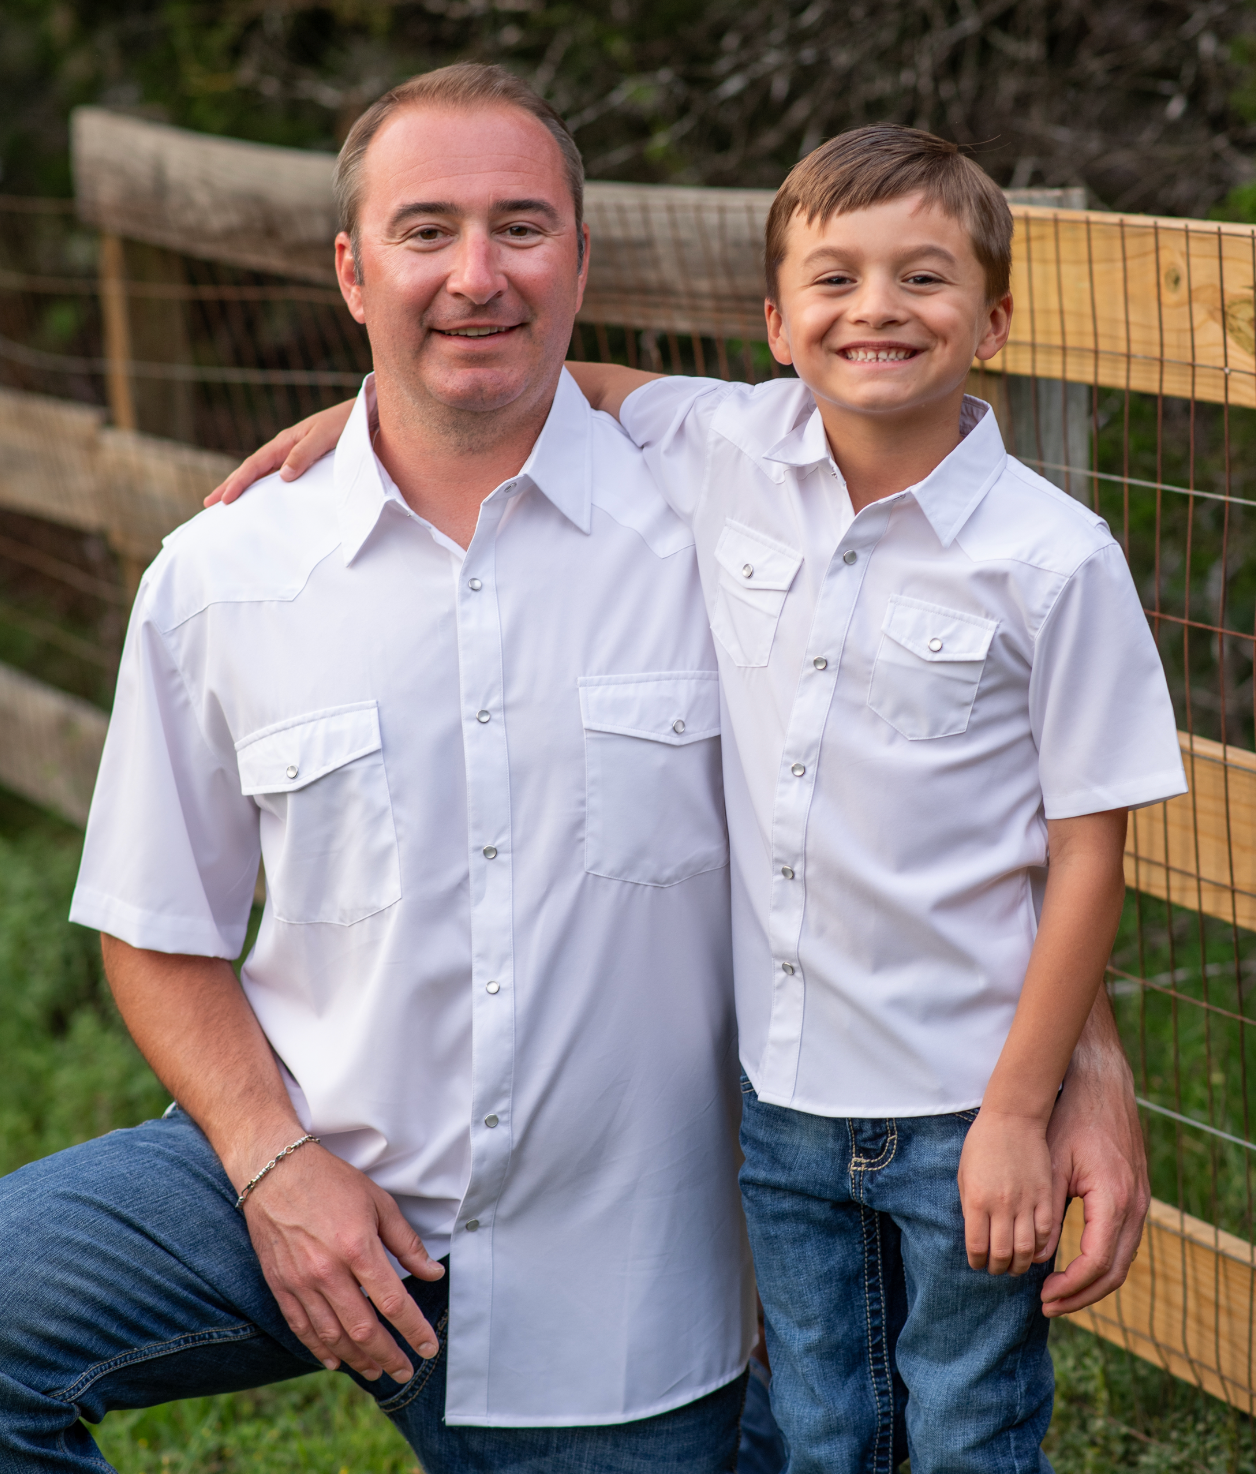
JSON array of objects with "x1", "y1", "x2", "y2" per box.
[{"x1": 763, "y1": 191, "x2": 1012, "y2": 507}]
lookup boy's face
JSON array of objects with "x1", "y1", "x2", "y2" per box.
[{"x1": 765, "y1": 192, "x2": 1011, "y2": 423}]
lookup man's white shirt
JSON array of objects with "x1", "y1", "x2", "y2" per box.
[
  {"x1": 621, "y1": 377, "x2": 1187, "y2": 1119},
  {"x1": 71, "y1": 370, "x2": 754, "y2": 1428}
]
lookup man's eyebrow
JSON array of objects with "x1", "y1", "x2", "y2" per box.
[
  {"x1": 389, "y1": 201, "x2": 459, "y2": 228},
  {"x1": 493, "y1": 198, "x2": 562, "y2": 222}
]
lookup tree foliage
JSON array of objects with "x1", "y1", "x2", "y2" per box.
[{"x1": 3, "y1": 2, "x2": 1256, "y2": 224}]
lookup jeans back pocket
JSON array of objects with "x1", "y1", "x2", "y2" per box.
[
  {"x1": 867, "y1": 595, "x2": 998, "y2": 740},
  {"x1": 579, "y1": 672, "x2": 728, "y2": 887},
  {"x1": 236, "y1": 701, "x2": 402, "y2": 925}
]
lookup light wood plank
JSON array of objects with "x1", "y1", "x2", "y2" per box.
[
  {"x1": 989, "y1": 206, "x2": 1256, "y2": 409},
  {"x1": 1125, "y1": 731, "x2": 1256, "y2": 930},
  {"x1": 1060, "y1": 1195, "x2": 1256, "y2": 1412}
]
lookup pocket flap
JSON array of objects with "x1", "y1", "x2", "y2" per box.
[
  {"x1": 236, "y1": 701, "x2": 382, "y2": 796},
  {"x1": 713, "y1": 521, "x2": 803, "y2": 593},
  {"x1": 578, "y1": 672, "x2": 720, "y2": 746},
  {"x1": 881, "y1": 596, "x2": 997, "y2": 663}
]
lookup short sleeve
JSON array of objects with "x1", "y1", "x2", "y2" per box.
[
  {"x1": 1030, "y1": 541, "x2": 1187, "y2": 817},
  {"x1": 70, "y1": 587, "x2": 261, "y2": 957},
  {"x1": 618, "y1": 376, "x2": 734, "y2": 524}
]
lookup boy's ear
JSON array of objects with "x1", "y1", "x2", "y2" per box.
[
  {"x1": 764, "y1": 298, "x2": 794, "y2": 366},
  {"x1": 975, "y1": 293, "x2": 1013, "y2": 363}
]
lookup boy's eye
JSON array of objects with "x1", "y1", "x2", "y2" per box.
[
  {"x1": 819, "y1": 274, "x2": 855, "y2": 286},
  {"x1": 905, "y1": 273, "x2": 942, "y2": 285}
]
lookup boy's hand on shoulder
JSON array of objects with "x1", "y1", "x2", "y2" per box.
[{"x1": 958, "y1": 1107, "x2": 1057, "y2": 1276}]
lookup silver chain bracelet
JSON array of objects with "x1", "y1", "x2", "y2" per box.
[{"x1": 234, "y1": 1133, "x2": 321, "y2": 1210}]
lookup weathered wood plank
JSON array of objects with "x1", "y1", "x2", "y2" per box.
[
  {"x1": 1125, "y1": 731, "x2": 1256, "y2": 931},
  {"x1": 1060, "y1": 1195, "x2": 1256, "y2": 1412},
  {"x1": 75, "y1": 108, "x2": 1256, "y2": 407},
  {"x1": 0, "y1": 661, "x2": 107, "y2": 826},
  {"x1": 0, "y1": 386, "x2": 233, "y2": 570}
]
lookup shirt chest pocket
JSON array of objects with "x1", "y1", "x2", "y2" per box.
[
  {"x1": 579, "y1": 673, "x2": 728, "y2": 887},
  {"x1": 710, "y1": 522, "x2": 803, "y2": 668},
  {"x1": 867, "y1": 596, "x2": 998, "y2": 740},
  {"x1": 236, "y1": 701, "x2": 401, "y2": 925}
]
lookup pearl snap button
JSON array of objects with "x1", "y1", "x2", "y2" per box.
[
  {"x1": 742, "y1": 563, "x2": 754, "y2": 578},
  {"x1": 791, "y1": 763, "x2": 805, "y2": 777},
  {"x1": 486, "y1": 981, "x2": 500, "y2": 994},
  {"x1": 466, "y1": 1219, "x2": 480, "y2": 1232},
  {"x1": 672, "y1": 719, "x2": 686, "y2": 734},
  {"x1": 781, "y1": 866, "x2": 795, "y2": 879},
  {"x1": 285, "y1": 765, "x2": 298, "y2": 780},
  {"x1": 477, "y1": 709, "x2": 491, "y2": 723},
  {"x1": 928, "y1": 638, "x2": 943, "y2": 652},
  {"x1": 782, "y1": 962, "x2": 796, "y2": 975},
  {"x1": 483, "y1": 846, "x2": 498, "y2": 859},
  {"x1": 484, "y1": 1115, "x2": 499, "y2": 1128},
  {"x1": 843, "y1": 549, "x2": 857, "y2": 565},
  {"x1": 468, "y1": 578, "x2": 482, "y2": 591},
  {"x1": 813, "y1": 656, "x2": 828, "y2": 670}
]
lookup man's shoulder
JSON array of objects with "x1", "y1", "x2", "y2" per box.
[
  {"x1": 141, "y1": 454, "x2": 342, "y2": 634},
  {"x1": 959, "y1": 455, "x2": 1116, "y2": 578}
]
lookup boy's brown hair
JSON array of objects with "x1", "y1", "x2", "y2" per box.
[
  {"x1": 335, "y1": 62, "x2": 585, "y2": 269},
  {"x1": 764, "y1": 124, "x2": 1012, "y2": 305}
]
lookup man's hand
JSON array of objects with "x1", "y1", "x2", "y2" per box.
[
  {"x1": 238, "y1": 1138, "x2": 444, "y2": 1380},
  {"x1": 1040, "y1": 989, "x2": 1149, "y2": 1316},
  {"x1": 204, "y1": 400, "x2": 355, "y2": 507},
  {"x1": 958, "y1": 1108, "x2": 1056, "y2": 1276},
  {"x1": 100, "y1": 935, "x2": 445, "y2": 1382}
]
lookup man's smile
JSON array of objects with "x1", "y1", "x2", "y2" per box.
[{"x1": 431, "y1": 323, "x2": 524, "y2": 338}]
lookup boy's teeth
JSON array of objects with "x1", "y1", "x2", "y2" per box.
[{"x1": 845, "y1": 348, "x2": 913, "y2": 361}]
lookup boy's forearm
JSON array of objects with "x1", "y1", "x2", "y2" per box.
[
  {"x1": 982, "y1": 809, "x2": 1129, "y2": 1123},
  {"x1": 564, "y1": 362, "x2": 662, "y2": 420}
]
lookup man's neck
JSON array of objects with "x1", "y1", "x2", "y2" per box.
[
  {"x1": 372, "y1": 374, "x2": 559, "y2": 549},
  {"x1": 816, "y1": 384, "x2": 967, "y2": 516}
]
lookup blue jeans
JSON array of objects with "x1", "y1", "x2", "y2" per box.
[
  {"x1": 738, "y1": 1080, "x2": 1053, "y2": 1474},
  {"x1": 0, "y1": 1109, "x2": 746, "y2": 1473}
]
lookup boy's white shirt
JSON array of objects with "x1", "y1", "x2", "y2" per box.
[{"x1": 621, "y1": 377, "x2": 1187, "y2": 1118}]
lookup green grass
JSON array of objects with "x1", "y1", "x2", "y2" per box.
[{"x1": 2, "y1": 787, "x2": 1254, "y2": 1469}]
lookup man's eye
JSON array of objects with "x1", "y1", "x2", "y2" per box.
[
  {"x1": 504, "y1": 224, "x2": 537, "y2": 238},
  {"x1": 415, "y1": 228, "x2": 443, "y2": 241}
]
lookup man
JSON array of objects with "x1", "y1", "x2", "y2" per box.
[{"x1": 0, "y1": 64, "x2": 1145, "y2": 1474}]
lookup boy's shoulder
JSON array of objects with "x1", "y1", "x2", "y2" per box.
[
  {"x1": 140, "y1": 453, "x2": 342, "y2": 634},
  {"x1": 958, "y1": 452, "x2": 1117, "y2": 580},
  {"x1": 707, "y1": 378, "x2": 817, "y2": 471}
]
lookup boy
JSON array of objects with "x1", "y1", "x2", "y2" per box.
[{"x1": 212, "y1": 126, "x2": 1185, "y2": 1469}]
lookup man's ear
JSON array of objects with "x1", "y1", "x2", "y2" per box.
[
  {"x1": 765, "y1": 298, "x2": 794, "y2": 366},
  {"x1": 335, "y1": 232, "x2": 366, "y2": 325},
  {"x1": 573, "y1": 221, "x2": 591, "y2": 316},
  {"x1": 975, "y1": 292, "x2": 1013, "y2": 362}
]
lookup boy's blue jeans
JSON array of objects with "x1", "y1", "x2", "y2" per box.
[
  {"x1": 0, "y1": 1109, "x2": 746, "y2": 1473},
  {"x1": 738, "y1": 1078, "x2": 1054, "y2": 1474}
]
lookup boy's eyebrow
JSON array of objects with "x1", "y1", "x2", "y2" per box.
[{"x1": 800, "y1": 242, "x2": 960, "y2": 270}]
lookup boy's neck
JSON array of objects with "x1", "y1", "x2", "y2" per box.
[{"x1": 815, "y1": 382, "x2": 969, "y2": 516}]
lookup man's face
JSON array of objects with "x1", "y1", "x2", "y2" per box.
[
  {"x1": 336, "y1": 103, "x2": 588, "y2": 419},
  {"x1": 766, "y1": 192, "x2": 1011, "y2": 422}
]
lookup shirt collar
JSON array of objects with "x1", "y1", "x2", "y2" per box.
[
  {"x1": 335, "y1": 368, "x2": 592, "y2": 565},
  {"x1": 762, "y1": 392, "x2": 1006, "y2": 549}
]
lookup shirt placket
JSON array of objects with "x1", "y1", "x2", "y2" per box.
[
  {"x1": 445, "y1": 483, "x2": 520, "y2": 1419},
  {"x1": 758, "y1": 493, "x2": 895, "y2": 1102}
]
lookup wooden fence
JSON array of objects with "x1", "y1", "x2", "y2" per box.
[{"x1": 3, "y1": 108, "x2": 1256, "y2": 1416}]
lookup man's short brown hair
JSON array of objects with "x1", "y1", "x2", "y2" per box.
[
  {"x1": 334, "y1": 62, "x2": 585, "y2": 268},
  {"x1": 764, "y1": 125, "x2": 1012, "y2": 304}
]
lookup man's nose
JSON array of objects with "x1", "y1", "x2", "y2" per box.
[{"x1": 446, "y1": 230, "x2": 506, "y2": 305}]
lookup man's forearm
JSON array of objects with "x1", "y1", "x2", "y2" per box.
[
  {"x1": 564, "y1": 361, "x2": 661, "y2": 419},
  {"x1": 101, "y1": 935, "x2": 300, "y2": 1191}
]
